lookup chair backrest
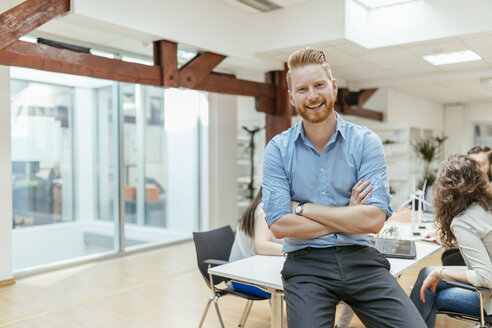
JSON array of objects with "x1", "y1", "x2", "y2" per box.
[{"x1": 193, "y1": 225, "x2": 235, "y2": 287}]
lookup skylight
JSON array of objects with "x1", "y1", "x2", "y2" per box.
[
  {"x1": 353, "y1": 0, "x2": 419, "y2": 9},
  {"x1": 422, "y1": 50, "x2": 481, "y2": 66}
]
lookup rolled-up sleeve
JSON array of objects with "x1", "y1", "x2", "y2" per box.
[
  {"x1": 357, "y1": 131, "x2": 393, "y2": 218},
  {"x1": 452, "y1": 220, "x2": 492, "y2": 288},
  {"x1": 262, "y1": 139, "x2": 292, "y2": 227}
]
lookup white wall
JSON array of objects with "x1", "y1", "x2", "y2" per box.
[
  {"x1": 207, "y1": 93, "x2": 238, "y2": 229},
  {"x1": 387, "y1": 89, "x2": 444, "y2": 131},
  {"x1": 443, "y1": 101, "x2": 492, "y2": 158},
  {"x1": 0, "y1": 65, "x2": 13, "y2": 281},
  {"x1": 443, "y1": 104, "x2": 468, "y2": 157}
]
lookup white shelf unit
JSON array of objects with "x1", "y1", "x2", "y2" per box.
[{"x1": 367, "y1": 122, "x2": 443, "y2": 210}]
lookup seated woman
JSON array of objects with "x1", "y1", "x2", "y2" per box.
[
  {"x1": 410, "y1": 154, "x2": 492, "y2": 327},
  {"x1": 230, "y1": 180, "x2": 373, "y2": 328},
  {"x1": 228, "y1": 187, "x2": 282, "y2": 298}
]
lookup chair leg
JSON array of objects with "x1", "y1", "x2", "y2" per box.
[
  {"x1": 213, "y1": 294, "x2": 226, "y2": 328},
  {"x1": 238, "y1": 300, "x2": 254, "y2": 327},
  {"x1": 198, "y1": 295, "x2": 214, "y2": 328}
]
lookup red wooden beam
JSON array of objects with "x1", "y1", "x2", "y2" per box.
[
  {"x1": 264, "y1": 65, "x2": 291, "y2": 143},
  {"x1": 0, "y1": 38, "x2": 277, "y2": 106},
  {"x1": 195, "y1": 73, "x2": 276, "y2": 99},
  {"x1": 153, "y1": 40, "x2": 179, "y2": 87},
  {"x1": 0, "y1": 0, "x2": 70, "y2": 50},
  {"x1": 0, "y1": 40, "x2": 161, "y2": 85},
  {"x1": 336, "y1": 88, "x2": 383, "y2": 121},
  {"x1": 179, "y1": 52, "x2": 226, "y2": 89}
]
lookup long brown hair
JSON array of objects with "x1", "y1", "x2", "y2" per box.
[
  {"x1": 433, "y1": 154, "x2": 492, "y2": 247},
  {"x1": 239, "y1": 187, "x2": 263, "y2": 238}
]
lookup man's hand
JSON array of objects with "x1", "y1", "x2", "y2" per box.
[{"x1": 350, "y1": 178, "x2": 373, "y2": 206}]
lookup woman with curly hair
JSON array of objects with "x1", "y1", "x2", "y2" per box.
[{"x1": 409, "y1": 154, "x2": 492, "y2": 327}]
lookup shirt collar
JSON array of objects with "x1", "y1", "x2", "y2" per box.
[{"x1": 294, "y1": 111, "x2": 347, "y2": 143}]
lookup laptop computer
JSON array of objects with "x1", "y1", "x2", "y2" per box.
[{"x1": 374, "y1": 238, "x2": 416, "y2": 259}]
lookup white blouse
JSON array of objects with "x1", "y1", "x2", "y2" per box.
[
  {"x1": 229, "y1": 203, "x2": 281, "y2": 262},
  {"x1": 451, "y1": 204, "x2": 492, "y2": 313}
]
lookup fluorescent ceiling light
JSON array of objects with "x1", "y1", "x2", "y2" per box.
[
  {"x1": 352, "y1": 0, "x2": 418, "y2": 9},
  {"x1": 422, "y1": 50, "x2": 481, "y2": 66}
]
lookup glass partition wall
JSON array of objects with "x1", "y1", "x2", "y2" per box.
[{"x1": 10, "y1": 67, "x2": 206, "y2": 273}]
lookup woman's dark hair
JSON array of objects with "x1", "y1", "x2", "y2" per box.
[
  {"x1": 433, "y1": 154, "x2": 492, "y2": 247},
  {"x1": 239, "y1": 187, "x2": 263, "y2": 238}
]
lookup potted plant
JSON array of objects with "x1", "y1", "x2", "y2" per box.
[{"x1": 413, "y1": 136, "x2": 447, "y2": 193}]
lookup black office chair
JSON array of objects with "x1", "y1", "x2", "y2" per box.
[
  {"x1": 193, "y1": 225, "x2": 269, "y2": 328},
  {"x1": 441, "y1": 248, "x2": 466, "y2": 266},
  {"x1": 437, "y1": 279, "x2": 492, "y2": 328}
]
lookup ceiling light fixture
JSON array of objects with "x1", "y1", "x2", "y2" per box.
[
  {"x1": 422, "y1": 50, "x2": 481, "y2": 66},
  {"x1": 237, "y1": 0, "x2": 281, "y2": 12},
  {"x1": 352, "y1": 0, "x2": 419, "y2": 9}
]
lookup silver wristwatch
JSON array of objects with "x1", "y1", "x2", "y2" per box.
[{"x1": 294, "y1": 202, "x2": 307, "y2": 216}]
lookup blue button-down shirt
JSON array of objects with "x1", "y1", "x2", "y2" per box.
[{"x1": 262, "y1": 114, "x2": 392, "y2": 253}]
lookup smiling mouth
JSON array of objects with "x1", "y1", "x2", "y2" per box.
[{"x1": 306, "y1": 103, "x2": 323, "y2": 110}]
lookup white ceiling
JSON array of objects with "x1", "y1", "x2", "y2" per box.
[
  {"x1": 10, "y1": 0, "x2": 492, "y2": 105},
  {"x1": 259, "y1": 32, "x2": 492, "y2": 103}
]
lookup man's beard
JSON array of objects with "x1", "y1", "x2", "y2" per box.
[{"x1": 295, "y1": 98, "x2": 335, "y2": 124}]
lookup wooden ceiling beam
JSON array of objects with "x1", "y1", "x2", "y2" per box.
[
  {"x1": 0, "y1": 0, "x2": 70, "y2": 50},
  {"x1": 153, "y1": 40, "x2": 179, "y2": 87},
  {"x1": 0, "y1": 37, "x2": 276, "y2": 110},
  {"x1": 0, "y1": 40, "x2": 161, "y2": 85},
  {"x1": 264, "y1": 64, "x2": 292, "y2": 143},
  {"x1": 336, "y1": 88, "x2": 383, "y2": 121},
  {"x1": 179, "y1": 52, "x2": 226, "y2": 89},
  {"x1": 195, "y1": 73, "x2": 276, "y2": 99}
]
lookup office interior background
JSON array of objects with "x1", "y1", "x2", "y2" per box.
[{"x1": 2, "y1": 0, "x2": 492, "y2": 326}]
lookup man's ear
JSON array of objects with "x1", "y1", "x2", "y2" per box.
[
  {"x1": 332, "y1": 79, "x2": 338, "y2": 98},
  {"x1": 288, "y1": 90, "x2": 295, "y2": 107}
]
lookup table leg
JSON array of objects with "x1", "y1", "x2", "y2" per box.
[{"x1": 271, "y1": 291, "x2": 283, "y2": 328}]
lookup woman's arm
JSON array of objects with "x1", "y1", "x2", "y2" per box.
[
  {"x1": 452, "y1": 219, "x2": 492, "y2": 288},
  {"x1": 254, "y1": 211, "x2": 283, "y2": 256},
  {"x1": 420, "y1": 268, "x2": 469, "y2": 302}
]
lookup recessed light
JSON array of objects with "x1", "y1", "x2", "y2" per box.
[
  {"x1": 422, "y1": 50, "x2": 481, "y2": 66},
  {"x1": 352, "y1": 0, "x2": 419, "y2": 9}
]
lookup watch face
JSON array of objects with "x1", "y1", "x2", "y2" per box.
[{"x1": 295, "y1": 204, "x2": 302, "y2": 215}]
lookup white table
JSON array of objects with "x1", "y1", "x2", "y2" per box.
[{"x1": 209, "y1": 241, "x2": 441, "y2": 328}]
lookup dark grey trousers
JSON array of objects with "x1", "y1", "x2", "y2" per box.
[{"x1": 281, "y1": 245, "x2": 427, "y2": 328}]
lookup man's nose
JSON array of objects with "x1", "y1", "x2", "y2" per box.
[{"x1": 308, "y1": 87, "x2": 317, "y2": 99}]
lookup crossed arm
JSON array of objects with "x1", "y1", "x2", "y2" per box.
[{"x1": 269, "y1": 179, "x2": 386, "y2": 239}]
